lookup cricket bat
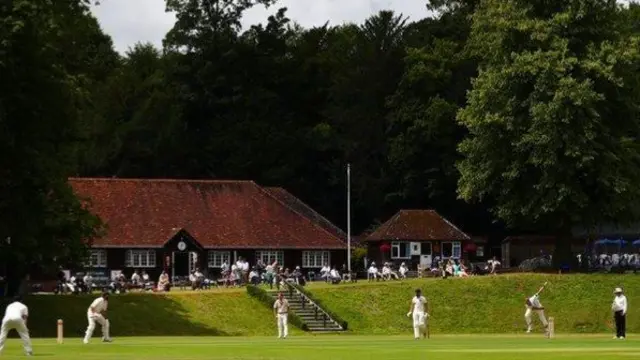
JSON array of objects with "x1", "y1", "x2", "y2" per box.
[{"x1": 535, "y1": 281, "x2": 548, "y2": 296}]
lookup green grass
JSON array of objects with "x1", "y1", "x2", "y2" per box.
[
  {"x1": 14, "y1": 290, "x2": 303, "y2": 337},
  {"x1": 306, "y1": 274, "x2": 640, "y2": 334},
  {"x1": 1, "y1": 335, "x2": 639, "y2": 359}
]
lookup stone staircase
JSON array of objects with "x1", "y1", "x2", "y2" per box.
[{"x1": 265, "y1": 286, "x2": 345, "y2": 333}]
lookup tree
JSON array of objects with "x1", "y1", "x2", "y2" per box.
[
  {"x1": 457, "y1": 0, "x2": 640, "y2": 265},
  {"x1": 0, "y1": 0, "x2": 104, "y2": 295}
]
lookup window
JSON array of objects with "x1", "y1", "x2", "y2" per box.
[
  {"x1": 256, "y1": 250, "x2": 284, "y2": 265},
  {"x1": 125, "y1": 250, "x2": 156, "y2": 268},
  {"x1": 86, "y1": 250, "x2": 107, "y2": 268},
  {"x1": 208, "y1": 251, "x2": 231, "y2": 268},
  {"x1": 391, "y1": 242, "x2": 411, "y2": 259},
  {"x1": 476, "y1": 246, "x2": 484, "y2": 257},
  {"x1": 441, "y1": 242, "x2": 461, "y2": 259},
  {"x1": 302, "y1": 251, "x2": 330, "y2": 268}
]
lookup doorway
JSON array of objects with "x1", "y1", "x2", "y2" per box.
[{"x1": 173, "y1": 252, "x2": 189, "y2": 277}]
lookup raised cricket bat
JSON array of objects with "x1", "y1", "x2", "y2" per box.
[{"x1": 535, "y1": 281, "x2": 548, "y2": 296}]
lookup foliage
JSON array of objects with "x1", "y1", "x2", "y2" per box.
[
  {"x1": 246, "y1": 285, "x2": 308, "y2": 331},
  {"x1": 457, "y1": 0, "x2": 640, "y2": 245},
  {"x1": 290, "y1": 283, "x2": 348, "y2": 330},
  {"x1": 1, "y1": 291, "x2": 300, "y2": 337},
  {"x1": 307, "y1": 274, "x2": 640, "y2": 334},
  {"x1": 0, "y1": 0, "x2": 106, "y2": 295}
]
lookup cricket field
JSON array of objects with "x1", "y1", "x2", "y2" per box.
[{"x1": 0, "y1": 335, "x2": 638, "y2": 359}]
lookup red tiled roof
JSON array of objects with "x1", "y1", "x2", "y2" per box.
[
  {"x1": 264, "y1": 187, "x2": 346, "y2": 241},
  {"x1": 365, "y1": 210, "x2": 470, "y2": 241},
  {"x1": 70, "y1": 178, "x2": 346, "y2": 249}
]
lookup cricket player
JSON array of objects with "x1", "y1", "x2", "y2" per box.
[
  {"x1": 273, "y1": 292, "x2": 289, "y2": 339},
  {"x1": 0, "y1": 296, "x2": 33, "y2": 356},
  {"x1": 407, "y1": 289, "x2": 429, "y2": 339},
  {"x1": 83, "y1": 292, "x2": 112, "y2": 344},
  {"x1": 525, "y1": 285, "x2": 549, "y2": 334}
]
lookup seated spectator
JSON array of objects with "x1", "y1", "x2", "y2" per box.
[
  {"x1": 455, "y1": 260, "x2": 470, "y2": 278},
  {"x1": 249, "y1": 268, "x2": 261, "y2": 285},
  {"x1": 367, "y1": 263, "x2": 379, "y2": 281},
  {"x1": 442, "y1": 259, "x2": 454, "y2": 279},
  {"x1": 189, "y1": 271, "x2": 202, "y2": 290},
  {"x1": 487, "y1": 256, "x2": 501, "y2": 274},
  {"x1": 141, "y1": 271, "x2": 153, "y2": 290},
  {"x1": 66, "y1": 274, "x2": 77, "y2": 294},
  {"x1": 320, "y1": 264, "x2": 331, "y2": 282},
  {"x1": 131, "y1": 270, "x2": 141, "y2": 289},
  {"x1": 157, "y1": 271, "x2": 170, "y2": 292},
  {"x1": 399, "y1": 262, "x2": 408, "y2": 279},
  {"x1": 382, "y1": 263, "x2": 399, "y2": 280},
  {"x1": 83, "y1": 273, "x2": 94, "y2": 292},
  {"x1": 329, "y1": 267, "x2": 341, "y2": 284}
]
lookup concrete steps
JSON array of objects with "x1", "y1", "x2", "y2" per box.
[{"x1": 265, "y1": 289, "x2": 344, "y2": 333}]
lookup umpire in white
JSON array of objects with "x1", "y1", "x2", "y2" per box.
[{"x1": 611, "y1": 287, "x2": 627, "y2": 339}]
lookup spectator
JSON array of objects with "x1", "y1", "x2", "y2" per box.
[
  {"x1": 141, "y1": 271, "x2": 152, "y2": 290},
  {"x1": 320, "y1": 264, "x2": 331, "y2": 283},
  {"x1": 249, "y1": 268, "x2": 261, "y2": 285},
  {"x1": 399, "y1": 262, "x2": 408, "y2": 279},
  {"x1": 131, "y1": 270, "x2": 141, "y2": 288},
  {"x1": 241, "y1": 258, "x2": 250, "y2": 283},
  {"x1": 488, "y1": 256, "x2": 501, "y2": 275},
  {"x1": 367, "y1": 262, "x2": 379, "y2": 281},
  {"x1": 292, "y1": 266, "x2": 305, "y2": 286},
  {"x1": 442, "y1": 259, "x2": 454, "y2": 279},
  {"x1": 263, "y1": 262, "x2": 275, "y2": 289},
  {"x1": 83, "y1": 273, "x2": 94, "y2": 293},
  {"x1": 157, "y1": 271, "x2": 170, "y2": 292},
  {"x1": 382, "y1": 263, "x2": 399, "y2": 280},
  {"x1": 455, "y1": 260, "x2": 470, "y2": 278},
  {"x1": 329, "y1": 267, "x2": 341, "y2": 284}
]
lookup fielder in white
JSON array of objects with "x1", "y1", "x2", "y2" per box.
[
  {"x1": 83, "y1": 292, "x2": 113, "y2": 344},
  {"x1": 0, "y1": 296, "x2": 33, "y2": 356},
  {"x1": 273, "y1": 292, "x2": 289, "y2": 339},
  {"x1": 407, "y1": 289, "x2": 429, "y2": 339},
  {"x1": 525, "y1": 283, "x2": 549, "y2": 334}
]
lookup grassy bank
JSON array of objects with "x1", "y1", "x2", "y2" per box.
[
  {"x1": 7, "y1": 290, "x2": 302, "y2": 337},
  {"x1": 306, "y1": 274, "x2": 639, "y2": 334}
]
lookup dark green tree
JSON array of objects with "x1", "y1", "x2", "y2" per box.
[
  {"x1": 0, "y1": 0, "x2": 105, "y2": 295},
  {"x1": 457, "y1": 0, "x2": 640, "y2": 266}
]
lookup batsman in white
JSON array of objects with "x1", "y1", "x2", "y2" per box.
[
  {"x1": 525, "y1": 282, "x2": 549, "y2": 334},
  {"x1": 0, "y1": 295, "x2": 33, "y2": 356},
  {"x1": 407, "y1": 288, "x2": 429, "y2": 339},
  {"x1": 83, "y1": 292, "x2": 113, "y2": 344}
]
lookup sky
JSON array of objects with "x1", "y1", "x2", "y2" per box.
[{"x1": 90, "y1": 0, "x2": 430, "y2": 53}]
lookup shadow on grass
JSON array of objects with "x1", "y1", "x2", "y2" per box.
[{"x1": 2, "y1": 294, "x2": 228, "y2": 337}]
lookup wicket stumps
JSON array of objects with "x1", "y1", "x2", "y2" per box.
[
  {"x1": 57, "y1": 319, "x2": 63, "y2": 344},
  {"x1": 548, "y1": 317, "x2": 555, "y2": 339}
]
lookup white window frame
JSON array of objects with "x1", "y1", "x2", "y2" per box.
[
  {"x1": 441, "y1": 241, "x2": 462, "y2": 259},
  {"x1": 86, "y1": 249, "x2": 107, "y2": 268},
  {"x1": 207, "y1": 251, "x2": 231, "y2": 268},
  {"x1": 256, "y1": 250, "x2": 284, "y2": 265},
  {"x1": 302, "y1": 251, "x2": 330, "y2": 268},
  {"x1": 125, "y1": 250, "x2": 156, "y2": 268},
  {"x1": 391, "y1": 241, "x2": 411, "y2": 259}
]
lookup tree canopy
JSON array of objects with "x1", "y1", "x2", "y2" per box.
[{"x1": 4, "y1": 0, "x2": 640, "y2": 284}]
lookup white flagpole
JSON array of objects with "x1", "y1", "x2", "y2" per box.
[{"x1": 347, "y1": 164, "x2": 351, "y2": 274}]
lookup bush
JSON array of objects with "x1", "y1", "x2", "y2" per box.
[
  {"x1": 291, "y1": 283, "x2": 348, "y2": 330},
  {"x1": 246, "y1": 285, "x2": 308, "y2": 331}
]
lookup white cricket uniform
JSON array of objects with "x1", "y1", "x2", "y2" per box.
[
  {"x1": 83, "y1": 297, "x2": 111, "y2": 343},
  {"x1": 273, "y1": 298, "x2": 289, "y2": 338},
  {"x1": 411, "y1": 296, "x2": 428, "y2": 338},
  {"x1": 0, "y1": 301, "x2": 32, "y2": 355},
  {"x1": 525, "y1": 294, "x2": 548, "y2": 332}
]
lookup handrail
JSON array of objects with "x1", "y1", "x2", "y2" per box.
[{"x1": 283, "y1": 282, "x2": 343, "y2": 330}]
